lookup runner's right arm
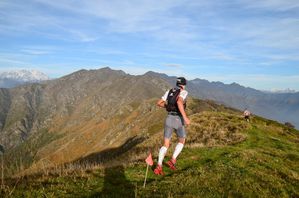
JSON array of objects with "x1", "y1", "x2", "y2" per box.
[
  {"x1": 157, "y1": 90, "x2": 169, "y2": 108},
  {"x1": 157, "y1": 98, "x2": 166, "y2": 108}
]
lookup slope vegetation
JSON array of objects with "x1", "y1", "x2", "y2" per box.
[
  {"x1": 0, "y1": 68, "x2": 171, "y2": 176},
  {"x1": 2, "y1": 98, "x2": 298, "y2": 197}
]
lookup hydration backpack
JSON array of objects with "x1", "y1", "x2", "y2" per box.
[{"x1": 165, "y1": 88, "x2": 181, "y2": 112}]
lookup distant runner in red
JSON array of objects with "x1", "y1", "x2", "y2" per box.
[{"x1": 154, "y1": 77, "x2": 191, "y2": 175}]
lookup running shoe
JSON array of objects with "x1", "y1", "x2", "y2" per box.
[
  {"x1": 166, "y1": 159, "x2": 176, "y2": 170},
  {"x1": 153, "y1": 165, "x2": 164, "y2": 175}
]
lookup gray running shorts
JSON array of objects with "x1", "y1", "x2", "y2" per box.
[{"x1": 164, "y1": 115, "x2": 186, "y2": 139}]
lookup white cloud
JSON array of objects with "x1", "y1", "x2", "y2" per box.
[
  {"x1": 35, "y1": 0, "x2": 180, "y2": 25},
  {"x1": 20, "y1": 49, "x2": 49, "y2": 55},
  {"x1": 0, "y1": 1, "x2": 102, "y2": 42},
  {"x1": 32, "y1": 0, "x2": 197, "y2": 43},
  {"x1": 0, "y1": 58, "x2": 27, "y2": 65},
  {"x1": 0, "y1": 0, "x2": 298, "y2": 91},
  {"x1": 0, "y1": 52, "x2": 31, "y2": 65},
  {"x1": 163, "y1": 63, "x2": 182, "y2": 68},
  {"x1": 238, "y1": 18, "x2": 299, "y2": 50},
  {"x1": 2, "y1": 0, "x2": 299, "y2": 54},
  {"x1": 243, "y1": 0, "x2": 299, "y2": 11},
  {"x1": 67, "y1": 30, "x2": 99, "y2": 42}
]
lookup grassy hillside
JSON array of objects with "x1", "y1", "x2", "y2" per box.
[
  {"x1": 1, "y1": 99, "x2": 299, "y2": 197},
  {"x1": 0, "y1": 68, "x2": 172, "y2": 177}
]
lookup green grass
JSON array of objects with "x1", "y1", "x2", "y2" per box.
[
  {"x1": 1, "y1": 107, "x2": 299, "y2": 198},
  {"x1": 134, "y1": 129, "x2": 298, "y2": 197},
  {"x1": 2, "y1": 118, "x2": 298, "y2": 198}
]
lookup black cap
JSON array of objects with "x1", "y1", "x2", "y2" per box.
[{"x1": 176, "y1": 77, "x2": 187, "y2": 86}]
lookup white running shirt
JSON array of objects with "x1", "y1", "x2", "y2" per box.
[
  {"x1": 161, "y1": 89, "x2": 188, "y2": 101},
  {"x1": 244, "y1": 110, "x2": 251, "y2": 116}
]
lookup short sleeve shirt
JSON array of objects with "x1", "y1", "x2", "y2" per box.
[
  {"x1": 244, "y1": 110, "x2": 251, "y2": 116},
  {"x1": 161, "y1": 89, "x2": 188, "y2": 101}
]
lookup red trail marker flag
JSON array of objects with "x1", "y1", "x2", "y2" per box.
[
  {"x1": 145, "y1": 152, "x2": 153, "y2": 166},
  {"x1": 143, "y1": 152, "x2": 153, "y2": 188}
]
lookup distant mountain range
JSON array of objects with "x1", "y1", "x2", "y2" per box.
[
  {"x1": 0, "y1": 69, "x2": 49, "y2": 88},
  {"x1": 191, "y1": 79, "x2": 298, "y2": 127},
  {"x1": 140, "y1": 71, "x2": 299, "y2": 129},
  {"x1": 262, "y1": 88, "x2": 297, "y2": 94}
]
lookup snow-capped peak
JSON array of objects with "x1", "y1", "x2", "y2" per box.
[{"x1": 0, "y1": 69, "x2": 50, "y2": 82}]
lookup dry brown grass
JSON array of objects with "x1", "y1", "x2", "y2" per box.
[
  {"x1": 6, "y1": 97, "x2": 248, "y2": 178},
  {"x1": 187, "y1": 111, "x2": 248, "y2": 148}
]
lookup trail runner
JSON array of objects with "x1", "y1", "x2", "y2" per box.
[{"x1": 154, "y1": 77, "x2": 191, "y2": 175}]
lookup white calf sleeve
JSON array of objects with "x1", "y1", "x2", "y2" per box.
[
  {"x1": 158, "y1": 146, "x2": 168, "y2": 166},
  {"x1": 172, "y1": 143, "x2": 184, "y2": 160}
]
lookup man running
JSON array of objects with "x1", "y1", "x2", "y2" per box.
[
  {"x1": 243, "y1": 109, "x2": 251, "y2": 122},
  {"x1": 154, "y1": 77, "x2": 191, "y2": 175}
]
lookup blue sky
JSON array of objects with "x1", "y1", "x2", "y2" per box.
[{"x1": 0, "y1": 0, "x2": 299, "y2": 91}]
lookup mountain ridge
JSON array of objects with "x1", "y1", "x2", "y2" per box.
[
  {"x1": 1, "y1": 67, "x2": 298, "y2": 149},
  {"x1": 0, "y1": 68, "x2": 174, "y2": 176},
  {"x1": 145, "y1": 70, "x2": 299, "y2": 129},
  {"x1": 0, "y1": 67, "x2": 298, "y2": 177}
]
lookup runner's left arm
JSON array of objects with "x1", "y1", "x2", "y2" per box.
[{"x1": 177, "y1": 97, "x2": 190, "y2": 125}]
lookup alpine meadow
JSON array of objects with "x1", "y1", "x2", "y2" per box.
[{"x1": 0, "y1": 68, "x2": 298, "y2": 197}]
